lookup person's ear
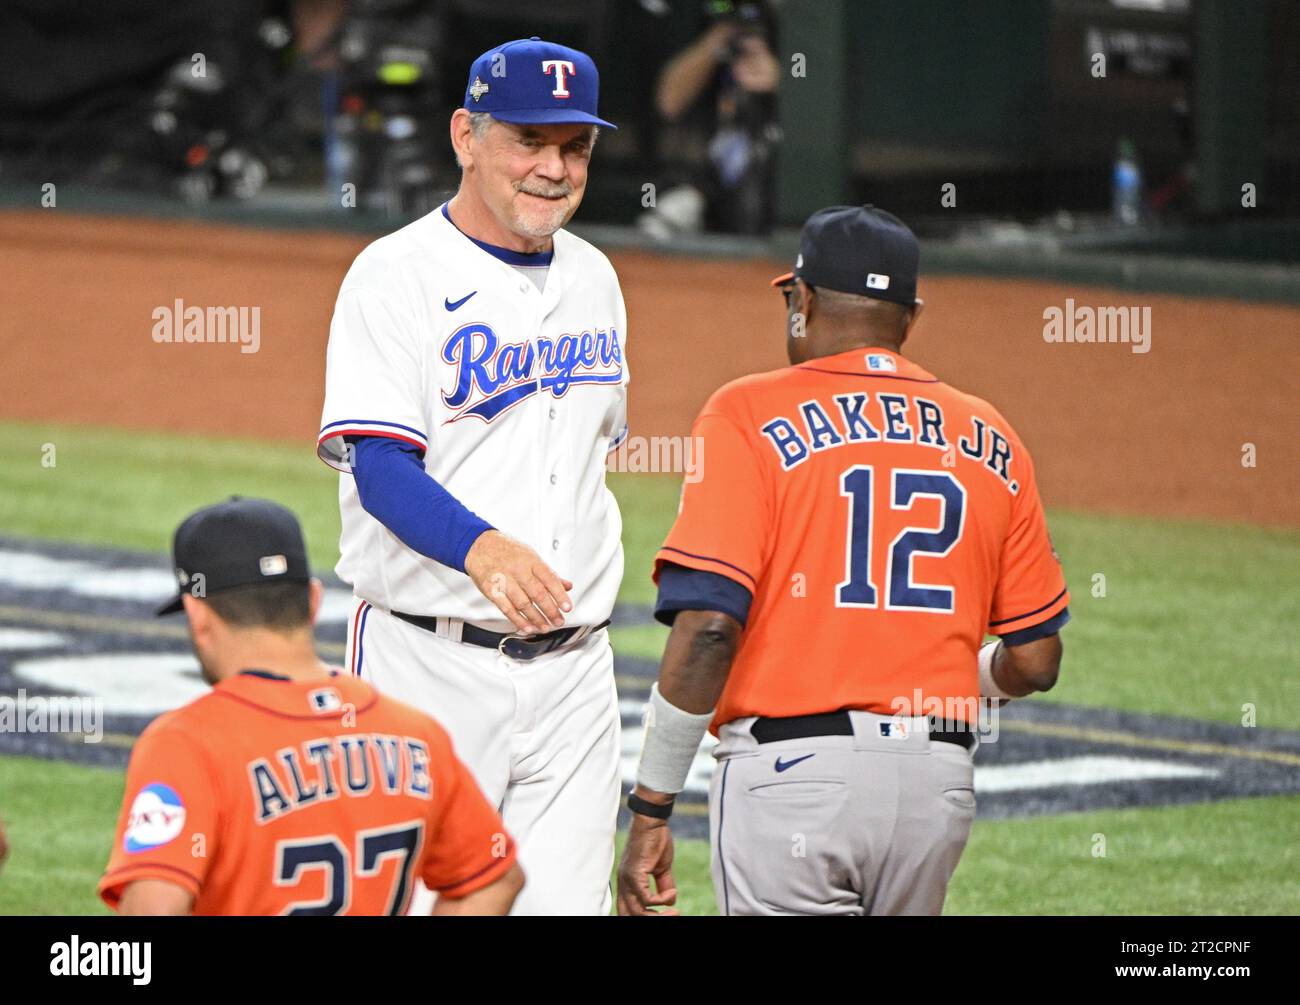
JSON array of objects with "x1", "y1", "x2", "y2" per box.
[
  {"x1": 900, "y1": 297, "x2": 924, "y2": 346},
  {"x1": 182, "y1": 594, "x2": 214, "y2": 643},
  {"x1": 308, "y1": 579, "x2": 323, "y2": 625},
  {"x1": 449, "y1": 108, "x2": 476, "y2": 170},
  {"x1": 799, "y1": 279, "x2": 816, "y2": 326}
]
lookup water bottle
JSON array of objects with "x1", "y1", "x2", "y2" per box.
[{"x1": 1112, "y1": 138, "x2": 1142, "y2": 226}]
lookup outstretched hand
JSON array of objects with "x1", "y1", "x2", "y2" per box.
[{"x1": 464, "y1": 530, "x2": 573, "y2": 636}]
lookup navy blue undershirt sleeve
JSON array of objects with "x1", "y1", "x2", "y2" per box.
[
  {"x1": 998, "y1": 606, "x2": 1071, "y2": 647},
  {"x1": 346, "y1": 436, "x2": 494, "y2": 574},
  {"x1": 654, "y1": 563, "x2": 754, "y2": 628}
]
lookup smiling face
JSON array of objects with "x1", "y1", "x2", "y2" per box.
[{"x1": 452, "y1": 110, "x2": 596, "y2": 245}]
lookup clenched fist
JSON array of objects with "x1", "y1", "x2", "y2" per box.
[{"x1": 464, "y1": 530, "x2": 573, "y2": 636}]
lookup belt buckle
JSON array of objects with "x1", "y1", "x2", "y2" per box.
[{"x1": 497, "y1": 633, "x2": 541, "y2": 662}]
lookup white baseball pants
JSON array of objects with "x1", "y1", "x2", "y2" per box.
[{"x1": 344, "y1": 598, "x2": 622, "y2": 916}]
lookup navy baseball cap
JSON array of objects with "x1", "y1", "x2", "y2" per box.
[
  {"x1": 463, "y1": 36, "x2": 617, "y2": 130},
  {"x1": 156, "y1": 497, "x2": 311, "y2": 616},
  {"x1": 771, "y1": 205, "x2": 920, "y2": 306}
]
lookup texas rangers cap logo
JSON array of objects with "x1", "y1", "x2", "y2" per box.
[
  {"x1": 460, "y1": 37, "x2": 616, "y2": 128},
  {"x1": 542, "y1": 59, "x2": 575, "y2": 98}
]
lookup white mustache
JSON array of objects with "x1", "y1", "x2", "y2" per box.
[{"x1": 516, "y1": 184, "x2": 571, "y2": 199}]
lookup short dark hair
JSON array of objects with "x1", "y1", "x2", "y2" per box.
[
  {"x1": 817, "y1": 288, "x2": 912, "y2": 348},
  {"x1": 203, "y1": 581, "x2": 311, "y2": 631}
]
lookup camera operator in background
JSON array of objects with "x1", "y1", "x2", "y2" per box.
[{"x1": 645, "y1": 0, "x2": 781, "y2": 237}]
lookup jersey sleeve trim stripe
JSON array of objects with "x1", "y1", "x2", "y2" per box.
[
  {"x1": 320, "y1": 418, "x2": 429, "y2": 441},
  {"x1": 99, "y1": 862, "x2": 203, "y2": 906},
  {"x1": 318, "y1": 429, "x2": 428, "y2": 452},
  {"x1": 988, "y1": 586, "x2": 1069, "y2": 628},
  {"x1": 999, "y1": 606, "x2": 1070, "y2": 647},
  {"x1": 655, "y1": 547, "x2": 758, "y2": 588},
  {"x1": 607, "y1": 424, "x2": 629, "y2": 452},
  {"x1": 654, "y1": 563, "x2": 754, "y2": 628},
  {"x1": 435, "y1": 839, "x2": 517, "y2": 899},
  {"x1": 317, "y1": 424, "x2": 429, "y2": 472}
]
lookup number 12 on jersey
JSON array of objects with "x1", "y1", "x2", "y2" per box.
[{"x1": 837, "y1": 466, "x2": 967, "y2": 613}]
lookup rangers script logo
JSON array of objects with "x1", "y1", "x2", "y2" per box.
[{"x1": 441, "y1": 322, "x2": 623, "y2": 422}]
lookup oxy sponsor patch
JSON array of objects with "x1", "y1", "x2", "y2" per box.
[{"x1": 124, "y1": 782, "x2": 186, "y2": 853}]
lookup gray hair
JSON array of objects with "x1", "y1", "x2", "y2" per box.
[{"x1": 457, "y1": 112, "x2": 599, "y2": 167}]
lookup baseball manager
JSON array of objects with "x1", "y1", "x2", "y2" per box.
[
  {"x1": 618, "y1": 206, "x2": 1070, "y2": 916},
  {"x1": 318, "y1": 38, "x2": 627, "y2": 915}
]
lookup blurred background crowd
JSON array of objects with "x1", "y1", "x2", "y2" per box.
[{"x1": 0, "y1": 0, "x2": 1295, "y2": 255}]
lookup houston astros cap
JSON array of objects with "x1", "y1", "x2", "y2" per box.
[
  {"x1": 771, "y1": 205, "x2": 919, "y2": 306},
  {"x1": 463, "y1": 36, "x2": 616, "y2": 129},
  {"x1": 156, "y1": 497, "x2": 311, "y2": 616}
]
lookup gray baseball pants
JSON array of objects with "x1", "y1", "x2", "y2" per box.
[{"x1": 709, "y1": 711, "x2": 977, "y2": 916}]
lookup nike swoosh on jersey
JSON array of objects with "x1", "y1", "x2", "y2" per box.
[
  {"x1": 774, "y1": 753, "x2": 816, "y2": 772},
  {"x1": 444, "y1": 290, "x2": 477, "y2": 311}
]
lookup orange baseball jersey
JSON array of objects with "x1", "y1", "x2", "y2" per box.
[
  {"x1": 654, "y1": 347, "x2": 1069, "y2": 730},
  {"x1": 100, "y1": 670, "x2": 516, "y2": 915}
]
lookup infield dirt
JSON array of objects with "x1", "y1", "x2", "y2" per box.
[{"x1": 1, "y1": 210, "x2": 1294, "y2": 526}]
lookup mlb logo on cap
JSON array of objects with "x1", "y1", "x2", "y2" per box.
[
  {"x1": 259, "y1": 554, "x2": 288, "y2": 576},
  {"x1": 463, "y1": 37, "x2": 617, "y2": 130},
  {"x1": 770, "y1": 205, "x2": 919, "y2": 307},
  {"x1": 155, "y1": 497, "x2": 311, "y2": 616}
]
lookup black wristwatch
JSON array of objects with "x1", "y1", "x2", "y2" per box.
[{"x1": 627, "y1": 792, "x2": 675, "y2": 820}]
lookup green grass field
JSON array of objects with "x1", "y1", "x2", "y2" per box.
[
  {"x1": 3, "y1": 755, "x2": 1296, "y2": 915},
  {"x1": 0, "y1": 420, "x2": 1297, "y2": 914}
]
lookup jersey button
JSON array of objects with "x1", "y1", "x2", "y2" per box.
[
  {"x1": 549, "y1": 473, "x2": 557, "y2": 485},
  {"x1": 548, "y1": 407, "x2": 557, "y2": 420},
  {"x1": 519, "y1": 283, "x2": 529, "y2": 293},
  {"x1": 551, "y1": 539, "x2": 560, "y2": 551}
]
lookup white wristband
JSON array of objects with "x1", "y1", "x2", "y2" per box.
[
  {"x1": 978, "y1": 640, "x2": 1014, "y2": 700},
  {"x1": 636, "y1": 683, "x2": 714, "y2": 795}
]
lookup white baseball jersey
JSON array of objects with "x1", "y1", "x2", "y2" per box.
[{"x1": 318, "y1": 204, "x2": 629, "y2": 629}]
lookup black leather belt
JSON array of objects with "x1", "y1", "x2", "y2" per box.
[
  {"x1": 391, "y1": 610, "x2": 610, "y2": 662},
  {"x1": 751, "y1": 710, "x2": 976, "y2": 751}
]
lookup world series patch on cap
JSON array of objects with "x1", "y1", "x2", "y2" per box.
[
  {"x1": 771, "y1": 205, "x2": 920, "y2": 306},
  {"x1": 463, "y1": 36, "x2": 617, "y2": 130}
]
